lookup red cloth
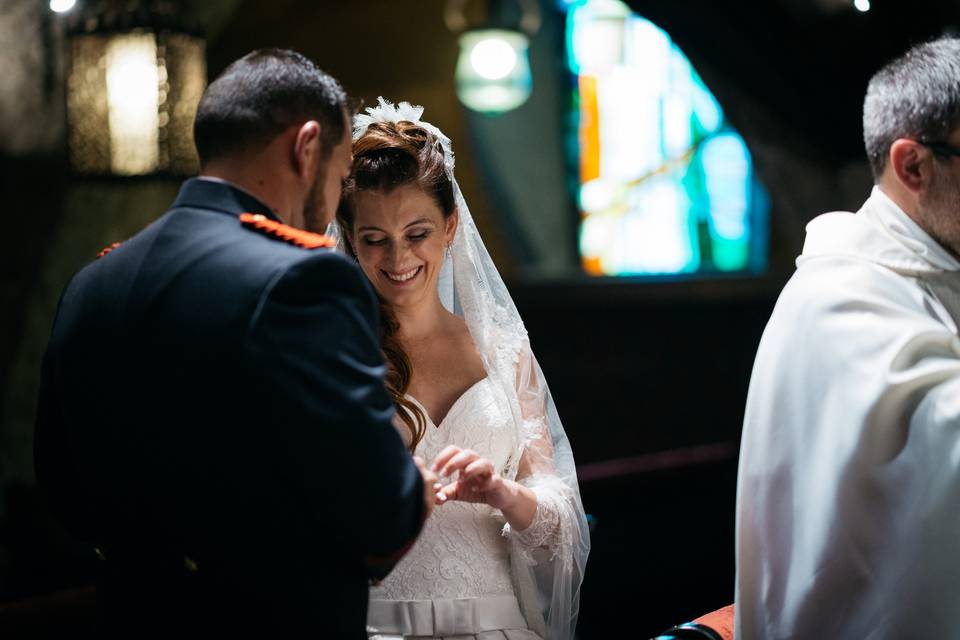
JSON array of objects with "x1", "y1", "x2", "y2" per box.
[{"x1": 694, "y1": 604, "x2": 735, "y2": 640}]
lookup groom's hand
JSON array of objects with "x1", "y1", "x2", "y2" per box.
[{"x1": 414, "y1": 456, "x2": 439, "y2": 519}]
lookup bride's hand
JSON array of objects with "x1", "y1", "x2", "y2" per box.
[
  {"x1": 430, "y1": 445, "x2": 509, "y2": 509},
  {"x1": 431, "y1": 445, "x2": 539, "y2": 531}
]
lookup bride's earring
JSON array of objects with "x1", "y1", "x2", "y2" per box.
[{"x1": 445, "y1": 244, "x2": 453, "y2": 260}]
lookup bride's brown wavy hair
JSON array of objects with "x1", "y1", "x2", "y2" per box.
[{"x1": 336, "y1": 121, "x2": 456, "y2": 451}]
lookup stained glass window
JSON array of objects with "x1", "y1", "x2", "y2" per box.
[{"x1": 566, "y1": 0, "x2": 769, "y2": 276}]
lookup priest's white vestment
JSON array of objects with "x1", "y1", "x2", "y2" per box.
[{"x1": 736, "y1": 186, "x2": 960, "y2": 639}]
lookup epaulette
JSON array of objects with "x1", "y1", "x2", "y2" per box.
[
  {"x1": 96, "y1": 242, "x2": 121, "y2": 259},
  {"x1": 239, "y1": 213, "x2": 336, "y2": 249}
]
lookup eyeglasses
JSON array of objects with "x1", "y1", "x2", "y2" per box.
[{"x1": 917, "y1": 139, "x2": 960, "y2": 159}]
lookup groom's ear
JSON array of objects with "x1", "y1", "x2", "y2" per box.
[{"x1": 292, "y1": 120, "x2": 321, "y2": 180}]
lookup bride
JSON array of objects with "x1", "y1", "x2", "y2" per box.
[{"x1": 332, "y1": 98, "x2": 590, "y2": 640}]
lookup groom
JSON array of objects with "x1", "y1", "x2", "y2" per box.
[{"x1": 34, "y1": 49, "x2": 434, "y2": 637}]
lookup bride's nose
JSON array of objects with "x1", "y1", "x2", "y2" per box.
[{"x1": 388, "y1": 240, "x2": 409, "y2": 265}]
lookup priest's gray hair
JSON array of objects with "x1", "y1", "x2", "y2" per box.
[{"x1": 863, "y1": 36, "x2": 960, "y2": 179}]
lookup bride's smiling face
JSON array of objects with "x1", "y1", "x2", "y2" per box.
[{"x1": 350, "y1": 183, "x2": 457, "y2": 310}]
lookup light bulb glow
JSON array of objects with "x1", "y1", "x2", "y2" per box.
[
  {"x1": 854, "y1": 0, "x2": 870, "y2": 12},
  {"x1": 50, "y1": 0, "x2": 77, "y2": 12},
  {"x1": 105, "y1": 34, "x2": 160, "y2": 175},
  {"x1": 456, "y1": 30, "x2": 532, "y2": 114},
  {"x1": 470, "y1": 37, "x2": 519, "y2": 80}
]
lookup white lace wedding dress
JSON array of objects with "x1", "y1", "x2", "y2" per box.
[
  {"x1": 366, "y1": 378, "x2": 547, "y2": 640},
  {"x1": 345, "y1": 98, "x2": 589, "y2": 640}
]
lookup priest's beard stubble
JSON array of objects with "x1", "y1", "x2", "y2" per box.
[{"x1": 918, "y1": 160, "x2": 960, "y2": 261}]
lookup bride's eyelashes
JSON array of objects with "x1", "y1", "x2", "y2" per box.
[{"x1": 360, "y1": 230, "x2": 433, "y2": 246}]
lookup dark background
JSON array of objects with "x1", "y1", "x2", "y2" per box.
[{"x1": 1, "y1": 0, "x2": 957, "y2": 636}]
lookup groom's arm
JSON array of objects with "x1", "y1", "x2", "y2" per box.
[{"x1": 245, "y1": 250, "x2": 425, "y2": 573}]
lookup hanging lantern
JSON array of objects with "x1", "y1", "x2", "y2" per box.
[
  {"x1": 65, "y1": 1, "x2": 206, "y2": 176},
  {"x1": 456, "y1": 28, "x2": 532, "y2": 114},
  {"x1": 446, "y1": 0, "x2": 541, "y2": 116}
]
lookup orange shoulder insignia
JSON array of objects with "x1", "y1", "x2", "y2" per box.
[
  {"x1": 239, "y1": 213, "x2": 336, "y2": 249},
  {"x1": 96, "y1": 242, "x2": 122, "y2": 259}
]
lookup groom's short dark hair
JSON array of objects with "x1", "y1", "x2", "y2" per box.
[{"x1": 194, "y1": 48, "x2": 349, "y2": 165}]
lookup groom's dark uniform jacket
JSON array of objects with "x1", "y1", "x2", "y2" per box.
[{"x1": 34, "y1": 178, "x2": 424, "y2": 637}]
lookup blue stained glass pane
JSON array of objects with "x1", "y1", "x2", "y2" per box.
[{"x1": 570, "y1": 0, "x2": 769, "y2": 277}]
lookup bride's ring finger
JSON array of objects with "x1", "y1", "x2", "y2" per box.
[
  {"x1": 430, "y1": 445, "x2": 463, "y2": 473},
  {"x1": 462, "y1": 459, "x2": 493, "y2": 482},
  {"x1": 438, "y1": 449, "x2": 479, "y2": 477}
]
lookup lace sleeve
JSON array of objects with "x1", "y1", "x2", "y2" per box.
[
  {"x1": 502, "y1": 471, "x2": 575, "y2": 564},
  {"x1": 500, "y1": 344, "x2": 577, "y2": 564}
]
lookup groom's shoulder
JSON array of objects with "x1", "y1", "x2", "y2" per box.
[
  {"x1": 169, "y1": 207, "x2": 357, "y2": 283},
  {"x1": 208, "y1": 223, "x2": 373, "y2": 316},
  {"x1": 81, "y1": 204, "x2": 373, "y2": 310},
  {"x1": 206, "y1": 215, "x2": 375, "y2": 304},
  {"x1": 264, "y1": 244, "x2": 376, "y2": 307},
  {"x1": 248, "y1": 248, "x2": 380, "y2": 343},
  {"x1": 237, "y1": 214, "x2": 336, "y2": 249}
]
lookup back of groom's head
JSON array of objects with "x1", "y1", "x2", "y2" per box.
[{"x1": 194, "y1": 48, "x2": 349, "y2": 167}]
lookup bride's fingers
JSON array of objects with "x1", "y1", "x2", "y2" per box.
[
  {"x1": 430, "y1": 445, "x2": 462, "y2": 473},
  {"x1": 436, "y1": 480, "x2": 461, "y2": 503},
  {"x1": 437, "y1": 449, "x2": 479, "y2": 478},
  {"x1": 437, "y1": 470, "x2": 495, "y2": 504},
  {"x1": 437, "y1": 480, "x2": 482, "y2": 502},
  {"x1": 461, "y1": 459, "x2": 494, "y2": 485}
]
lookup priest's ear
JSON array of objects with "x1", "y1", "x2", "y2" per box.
[{"x1": 889, "y1": 138, "x2": 934, "y2": 195}]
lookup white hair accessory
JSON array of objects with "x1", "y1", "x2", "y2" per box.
[{"x1": 352, "y1": 96, "x2": 456, "y2": 179}]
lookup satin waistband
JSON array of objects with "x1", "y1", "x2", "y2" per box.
[{"x1": 367, "y1": 594, "x2": 527, "y2": 636}]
